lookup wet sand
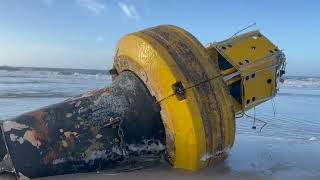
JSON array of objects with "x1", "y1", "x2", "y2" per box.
[{"x1": 1, "y1": 134, "x2": 319, "y2": 180}]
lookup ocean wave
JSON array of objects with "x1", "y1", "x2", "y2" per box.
[
  {"x1": 2, "y1": 91, "x2": 315, "y2": 99},
  {"x1": 0, "y1": 80, "x2": 65, "y2": 84},
  {"x1": 1, "y1": 68, "x2": 320, "y2": 89},
  {"x1": 0, "y1": 67, "x2": 108, "y2": 78},
  {"x1": 278, "y1": 92, "x2": 320, "y2": 97},
  {"x1": 0, "y1": 71, "x2": 106, "y2": 78},
  {"x1": 0, "y1": 92, "x2": 74, "y2": 98},
  {"x1": 281, "y1": 76, "x2": 320, "y2": 88}
]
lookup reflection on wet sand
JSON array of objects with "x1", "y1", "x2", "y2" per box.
[{"x1": 2, "y1": 135, "x2": 319, "y2": 180}]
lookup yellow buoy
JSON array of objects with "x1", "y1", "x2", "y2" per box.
[
  {"x1": 113, "y1": 25, "x2": 285, "y2": 170},
  {"x1": 0, "y1": 25, "x2": 286, "y2": 179}
]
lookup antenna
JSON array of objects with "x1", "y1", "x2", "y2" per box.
[{"x1": 231, "y1": 23, "x2": 257, "y2": 38}]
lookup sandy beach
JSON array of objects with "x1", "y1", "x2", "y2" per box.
[
  {"x1": 1, "y1": 69, "x2": 319, "y2": 180},
  {"x1": 1, "y1": 134, "x2": 319, "y2": 180}
]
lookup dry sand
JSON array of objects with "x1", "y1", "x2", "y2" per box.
[{"x1": 1, "y1": 135, "x2": 319, "y2": 180}]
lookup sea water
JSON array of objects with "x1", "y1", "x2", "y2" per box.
[{"x1": 0, "y1": 69, "x2": 319, "y2": 142}]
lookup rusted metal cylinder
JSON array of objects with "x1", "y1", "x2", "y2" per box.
[{"x1": 0, "y1": 71, "x2": 165, "y2": 179}]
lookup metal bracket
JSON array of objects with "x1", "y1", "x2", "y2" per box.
[{"x1": 172, "y1": 81, "x2": 186, "y2": 101}]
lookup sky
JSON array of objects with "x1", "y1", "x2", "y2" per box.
[{"x1": 0, "y1": 0, "x2": 319, "y2": 76}]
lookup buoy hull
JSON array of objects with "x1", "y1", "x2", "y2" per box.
[{"x1": 0, "y1": 71, "x2": 165, "y2": 179}]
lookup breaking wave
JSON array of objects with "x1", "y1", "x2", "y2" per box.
[
  {"x1": 0, "y1": 92, "x2": 74, "y2": 98},
  {"x1": 281, "y1": 76, "x2": 320, "y2": 88},
  {"x1": 1, "y1": 68, "x2": 319, "y2": 89},
  {"x1": 1, "y1": 68, "x2": 320, "y2": 99},
  {"x1": 0, "y1": 68, "x2": 111, "y2": 99},
  {"x1": 278, "y1": 92, "x2": 320, "y2": 97},
  {"x1": 0, "y1": 66, "x2": 108, "y2": 79}
]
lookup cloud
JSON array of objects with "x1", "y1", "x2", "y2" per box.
[
  {"x1": 96, "y1": 36, "x2": 104, "y2": 43},
  {"x1": 77, "y1": 0, "x2": 107, "y2": 15},
  {"x1": 118, "y1": 2, "x2": 139, "y2": 20},
  {"x1": 43, "y1": 0, "x2": 54, "y2": 5}
]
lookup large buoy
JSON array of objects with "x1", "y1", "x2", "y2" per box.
[{"x1": 0, "y1": 25, "x2": 286, "y2": 179}]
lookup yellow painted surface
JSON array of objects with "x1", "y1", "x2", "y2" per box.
[
  {"x1": 242, "y1": 68, "x2": 276, "y2": 109},
  {"x1": 113, "y1": 26, "x2": 283, "y2": 170},
  {"x1": 208, "y1": 30, "x2": 284, "y2": 113},
  {"x1": 216, "y1": 31, "x2": 278, "y2": 71},
  {"x1": 114, "y1": 31, "x2": 207, "y2": 170},
  {"x1": 113, "y1": 25, "x2": 235, "y2": 170}
]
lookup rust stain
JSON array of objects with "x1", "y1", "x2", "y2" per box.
[
  {"x1": 81, "y1": 87, "x2": 112, "y2": 98},
  {"x1": 101, "y1": 87, "x2": 112, "y2": 96},
  {"x1": 28, "y1": 111, "x2": 50, "y2": 142},
  {"x1": 94, "y1": 88, "x2": 113, "y2": 105},
  {"x1": 64, "y1": 131, "x2": 78, "y2": 139},
  {"x1": 61, "y1": 140, "x2": 68, "y2": 148},
  {"x1": 81, "y1": 90, "x2": 98, "y2": 98},
  {"x1": 43, "y1": 148, "x2": 59, "y2": 165},
  {"x1": 23, "y1": 130, "x2": 42, "y2": 149}
]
